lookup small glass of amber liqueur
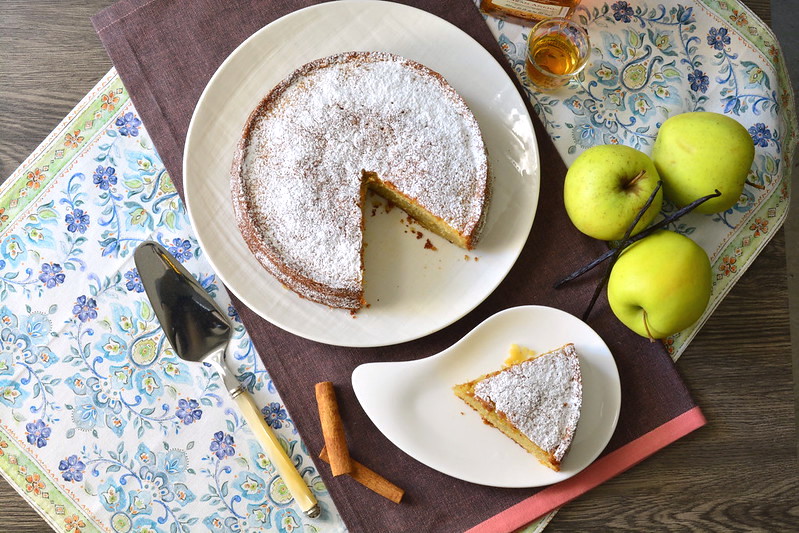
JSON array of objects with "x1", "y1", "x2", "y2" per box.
[{"x1": 524, "y1": 17, "x2": 590, "y2": 91}]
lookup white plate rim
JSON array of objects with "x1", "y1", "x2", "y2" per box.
[{"x1": 183, "y1": 0, "x2": 540, "y2": 347}]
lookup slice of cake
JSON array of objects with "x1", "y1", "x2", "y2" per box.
[{"x1": 453, "y1": 343, "x2": 582, "y2": 471}]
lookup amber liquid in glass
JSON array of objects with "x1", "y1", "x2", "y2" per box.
[{"x1": 525, "y1": 33, "x2": 583, "y2": 90}]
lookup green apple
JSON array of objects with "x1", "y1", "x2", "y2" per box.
[
  {"x1": 652, "y1": 112, "x2": 755, "y2": 214},
  {"x1": 564, "y1": 145, "x2": 663, "y2": 241},
  {"x1": 607, "y1": 230, "x2": 711, "y2": 339}
]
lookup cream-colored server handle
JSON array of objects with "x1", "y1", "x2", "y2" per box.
[{"x1": 233, "y1": 388, "x2": 320, "y2": 518}]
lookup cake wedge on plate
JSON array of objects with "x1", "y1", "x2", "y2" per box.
[{"x1": 453, "y1": 343, "x2": 583, "y2": 471}]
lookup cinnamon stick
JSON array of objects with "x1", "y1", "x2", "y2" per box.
[
  {"x1": 320, "y1": 446, "x2": 404, "y2": 504},
  {"x1": 314, "y1": 381, "x2": 352, "y2": 476}
]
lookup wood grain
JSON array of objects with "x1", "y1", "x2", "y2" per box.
[{"x1": 1, "y1": 1, "x2": 794, "y2": 532}]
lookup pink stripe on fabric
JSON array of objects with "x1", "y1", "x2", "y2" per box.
[{"x1": 467, "y1": 407, "x2": 707, "y2": 533}]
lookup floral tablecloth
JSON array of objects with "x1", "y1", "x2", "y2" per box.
[
  {"x1": 0, "y1": 72, "x2": 343, "y2": 533},
  {"x1": 1, "y1": 0, "x2": 796, "y2": 532},
  {"x1": 479, "y1": 0, "x2": 797, "y2": 358}
]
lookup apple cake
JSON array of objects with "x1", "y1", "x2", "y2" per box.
[
  {"x1": 230, "y1": 51, "x2": 490, "y2": 310},
  {"x1": 453, "y1": 343, "x2": 583, "y2": 471}
]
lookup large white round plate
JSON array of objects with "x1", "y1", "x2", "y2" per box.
[
  {"x1": 352, "y1": 306, "x2": 621, "y2": 487},
  {"x1": 184, "y1": 1, "x2": 539, "y2": 347}
]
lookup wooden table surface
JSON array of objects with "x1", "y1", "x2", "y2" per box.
[{"x1": 1, "y1": 1, "x2": 795, "y2": 531}]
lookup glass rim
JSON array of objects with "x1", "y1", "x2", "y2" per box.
[{"x1": 531, "y1": 16, "x2": 589, "y2": 33}]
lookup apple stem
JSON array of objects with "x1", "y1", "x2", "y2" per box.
[
  {"x1": 625, "y1": 169, "x2": 647, "y2": 189},
  {"x1": 581, "y1": 181, "x2": 664, "y2": 321},
  {"x1": 642, "y1": 309, "x2": 656, "y2": 343},
  {"x1": 556, "y1": 188, "x2": 722, "y2": 289},
  {"x1": 746, "y1": 179, "x2": 766, "y2": 190}
]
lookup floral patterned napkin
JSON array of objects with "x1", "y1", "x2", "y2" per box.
[
  {"x1": 0, "y1": 72, "x2": 343, "y2": 533},
  {"x1": 478, "y1": 0, "x2": 797, "y2": 359}
]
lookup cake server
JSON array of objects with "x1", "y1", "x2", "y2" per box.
[{"x1": 133, "y1": 241, "x2": 320, "y2": 518}]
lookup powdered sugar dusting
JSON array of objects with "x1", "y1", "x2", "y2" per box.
[
  {"x1": 234, "y1": 52, "x2": 488, "y2": 300},
  {"x1": 474, "y1": 344, "x2": 582, "y2": 462}
]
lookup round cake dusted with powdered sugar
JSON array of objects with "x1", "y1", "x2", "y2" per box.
[{"x1": 230, "y1": 51, "x2": 490, "y2": 310}]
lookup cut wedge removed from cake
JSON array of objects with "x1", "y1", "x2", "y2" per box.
[{"x1": 453, "y1": 343, "x2": 582, "y2": 471}]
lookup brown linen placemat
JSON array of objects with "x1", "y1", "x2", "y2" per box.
[{"x1": 92, "y1": 1, "x2": 704, "y2": 531}]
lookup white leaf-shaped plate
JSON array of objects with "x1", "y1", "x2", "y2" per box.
[{"x1": 352, "y1": 305, "x2": 621, "y2": 487}]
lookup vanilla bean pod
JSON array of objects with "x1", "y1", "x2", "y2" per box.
[
  {"x1": 581, "y1": 181, "x2": 663, "y2": 321},
  {"x1": 556, "y1": 188, "x2": 722, "y2": 290}
]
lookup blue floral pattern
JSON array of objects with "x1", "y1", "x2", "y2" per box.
[
  {"x1": 210, "y1": 431, "x2": 236, "y2": 460},
  {"x1": 59, "y1": 454, "x2": 86, "y2": 482},
  {"x1": 0, "y1": 88, "x2": 341, "y2": 532},
  {"x1": 65, "y1": 208, "x2": 90, "y2": 233},
  {"x1": 124, "y1": 267, "x2": 145, "y2": 293},
  {"x1": 168, "y1": 238, "x2": 193, "y2": 263},
  {"x1": 262, "y1": 402, "x2": 290, "y2": 430},
  {"x1": 72, "y1": 294, "x2": 98, "y2": 322},
  {"x1": 707, "y1": 26, "x2": 730, "y2": 49},
  {"x1": 38, "y1": 262, "x2": 65, "y2": 288},
  {"x1": 175, "y1": 398, "x2": 203, "y2": 424},
  {"x1": 93, "y1": 165, "x2": 118, "y2": 191},
  {"x1": 115, "y1": 112, "x2": 142, "y2": 137},
  {"x1": 25, "y1": 419, "x2": 51, "y2": 448},
  {"x1": 688, "y1": 68, "x2": 710, "y2": 92}
]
